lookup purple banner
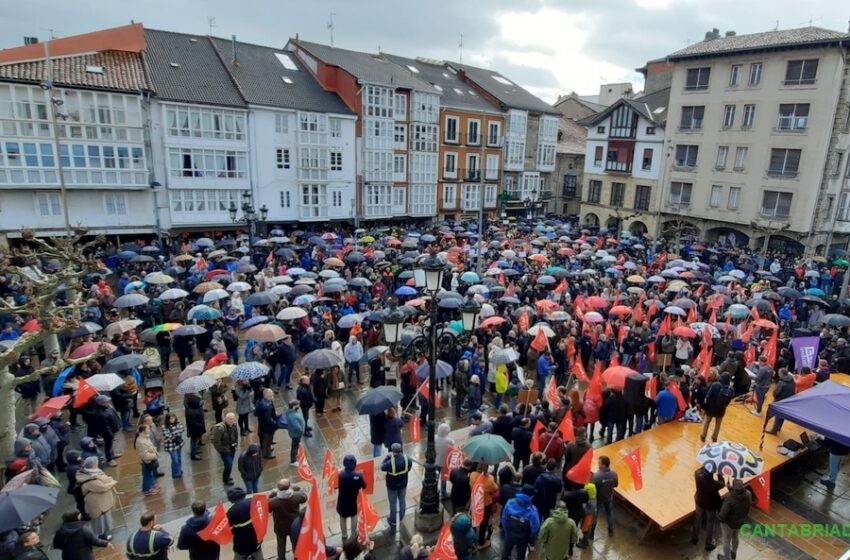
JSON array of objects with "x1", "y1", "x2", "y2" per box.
[{"x1": 791, "y1": 337, "x2": 819, "y2": 372}]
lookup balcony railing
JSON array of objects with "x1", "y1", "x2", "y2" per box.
[
  {"x1": 444, "y1": 133, "x2": 504, "y2": 147},
  {"x1": 766, "y1": 169, "x2": 799, "y2": 178},
  {"x1": 605, "y1": 160, "x2": 632, "y2": 173}
]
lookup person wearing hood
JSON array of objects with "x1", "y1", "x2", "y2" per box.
[
  {"x1": 466, "y1": 375, "x2": 482, "y2": 421},
  {"x1": 237, "y1": 443, "x2": 263, "y2": 494},
  {"x1": 501, "y1": 485, "x2": 541, "y2": 560},
  {"x1": 64, "y1": 450, "x2": 86, "y2": 512},
  {"x1": 700, "y1": 371, "x2": 735, "y2": 443},
  {"x1": 450, "y1": 512, "x2": 477, "y2": 560},
  {"x1": 75, "y1": 456, "x2": 117, "y2": 539},
  {"x1": 21, "y1": 423, "x2": 52, "y2": 469},
  {"x1": 78, "y1": 436, "x2": 101, "y2": 465},
  {"x1": 269, "y1": 478, "x2": 307, "y2": 560},
  {"x1": 225, "y1": 487, "x2": 263, "y2": 559},
  {"x1": 11, "y1": 531, "x2": 47, "y2": 560},
  {"x1": 52, "y1": 510, "x2": 112, "y2": 560},
  {"x1": 533, "y1": 459, "x2": 563, "y2": 522},
  {"x1": 184, "y1": 393, "x2": 206, "y2": 460},
  {"x1": 49, "y1": 412, "x2": 71, "y2": 470},
  {"x1": 435, "y1": 423, "x2": 454, "y2": 499},
  {"x1": 765, "y1": 368, "x2": 796, "y2": 435},
  {"x1": 33, "y1": 417, "x2": 59, "y2": 468},
  {"x1": 14, "y1": 355, "x2": 39, "y2": 418},
  {"x1": 4, "y1": 438, "x2": 34, "y2": 480},
  {"x1": 177, "y1": 501, "x2": 221, "y2": 560},
  {"x1": 89, "y1": 395, "x2": 121, "y2": 466},
  {"x1": 538, "y1": 501, "x2": 580, "y2": 560},
  {"x1": 717, "y1": 479, "x2": 753, "y2": 560},
  {"x1": 337, "y1": 454, "x2": 366, "y2": 541}
]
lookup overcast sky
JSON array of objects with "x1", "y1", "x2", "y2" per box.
[{"x1": 2, "y1": 0, "x2": 848, "y2": 103}]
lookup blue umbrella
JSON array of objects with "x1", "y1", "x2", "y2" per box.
[
  {"x1": 460, "y1": 272, "x2": 480, "y2": 283},
  {"x1": 123, "y1": 281, "x2": 145, "y2": 294},
  {"x1": 52, "y1": 366, "x2": 76, "y2": 397},
  {"x1": 186, "y1": 305, "x2": 222, "y2": 321},
  {"x1": 805, "y1": 287, "x2": 826, "y2": 296},
  {"x1": 416, "y1": 360, "x2": 454, "y2": 380},
  {"x1": 116, "y1": 251, "x2": 137, "y2": 260},
  {"x1": 395, "y1": 286, "x2": 417, "y2": 296},
  {"x1": 230, "y1": 361, "x2": 271, "y2": 381},
  {"x1": 240, "y1": 316, "x2": 270, "y2": 329}
]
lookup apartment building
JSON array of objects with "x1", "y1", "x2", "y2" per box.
[
  {"x1": 0, "y1": 24, "x2": 154, "y2": 245},
  {"x1": 383, "y1": 54, "x2": 505, "y2": 220},
  {"x1": 448, "y1": 63, "x2": 560, "y2": 217},
  {"x1": 579, "y1": 89, "x2": 669, "y2": 235},
  {"x1": 662, "y1": 27, "x2": 850, "y2": 254},
  {"x1": 287, "y1": 40, "x2": 441, "y2": 221},
  {"x1": 554, "y1": 117, "x2": 586, "y2": 216}
]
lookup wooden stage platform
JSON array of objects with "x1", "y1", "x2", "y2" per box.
[{"x1": 594, "y1": 374, "x2": 850, "y2": 536}]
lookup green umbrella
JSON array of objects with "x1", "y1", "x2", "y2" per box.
[
  {"x1": 462, "y1": 434, "x2": 513, "y2": 464},
  {"x1": 834, "y1": 258, "x2": 849, "y2": 268}
]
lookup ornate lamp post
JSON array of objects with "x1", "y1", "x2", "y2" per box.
[
  {"x1": 380, "y1": 252, "x2": 481, "y2": 531},
  {"x1": 229, "y1": 190, "x2": 268, "y2": 239}
]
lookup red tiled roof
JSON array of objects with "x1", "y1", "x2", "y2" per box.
[
  {"x1": 0, "y1": 50, "x2": 148, "y2": 92},
  {"x1": 0, "y1": 23, "x2": 145, "y2": 64}
]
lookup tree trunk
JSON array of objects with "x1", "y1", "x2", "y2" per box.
[{"x1": 0, "y1": 365, "x2": 18, "y2": 458}]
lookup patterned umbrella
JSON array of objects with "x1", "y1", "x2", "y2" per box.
[
  {"x1": 186, "y1": 306, "x2": 221, "y2": 321},
  {"x1": 230, "y1": 362, "x2": 271, "y2": 381},
  {"x1": 696, "y1": 441, "x2": 764, "y2": 478},
  {"x1": 176, "y1": 375, "x2": 215, "y2": 394}
]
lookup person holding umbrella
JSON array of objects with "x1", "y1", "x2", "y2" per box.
[{"x1": 12, "y1": 531, "x2": 48, "y2": 560}]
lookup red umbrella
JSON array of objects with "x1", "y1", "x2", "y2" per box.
[
  {"x1": 557, "y1": 248, "x2": 575, "y2": 256},
  {"x1": 585, "y1": 296, "x2": 610, "y2": 309},
  {"x1": 31, "y1": 396, "x2": 70, "y2": 420},
  {"x1": 22, "y1": 319, "x2": 41, "y2": 333},
  {"x1": 752, "y1": 319, "x2": 778, "y2": 330},
  {"x1": 673, "y1": 326, "x2": 697, "y2": 338},
  {"x1": 601, "y1": 366, "x2": 638, "y2": 390},
  {"x1": 480, "y1": 316, "x2": 507, "y2": 329},
  {"x1": 206, "y1": 352, "x2": 228, "y2": 368},
  {"x1": 69, "y1": 342, "x2": 116, "y2": 359},
  {"x1": 205, "y1": 269, "x2": 230, "y2": 280},
  {"x1": 609, "y1": 305, "x2": 633, "y2": 317}
]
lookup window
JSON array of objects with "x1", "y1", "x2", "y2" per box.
[
  {"x1": 588, "y1": 180, "x2": 602, "y2": 203},
  {"x1": 484, "y1": 184, "x2": 497, "y2": 207},
  {"x1": 831, "y1": 152, "x2": 844, "y2": 177},
  {"x1": 563, "y1": 174, "x2": 577, "y2": 198},
  {"x1": 461, "y1": 183, "x2": 481, "y2": 211},
  {"x1": 393, "y1": 154, "x2": 407, "y2": 181},
  {"x1": 444, "y1": 153, "x2": 457, "y2": 177},
  {"x1": 634, "y1": 185, "x2": 651, "y2": 210},
  {"x1": 838, "y1": 193, "x2": 850, "y2": 221},
  {"x1": 679, "y1": 106, "x2": 704, "y2": 129},
  {"x1": 35, "y1": 192, "x2": 61, "y2": 216},
  {"x1": 485, "y1": 154, "x2": 500, "y2": 180},
  {"x1": 675, "y1": 145, "x2": 699, "y2": 168},
  {"x1": 394, "y1": 93, "x2": 406, "y2": 121},
  {"x1": 685, "y1": 67, "x2": 711, "y2": 90},
  {"x1": 487, "y1": 121, "x2": 501, "y2": 146},
  {"x1": 734, "y1": 147, "x2": 748, "y2": 170},
  {"x1": 594, "y1": 146, "x2": 603, "y2": 166},
  {"x1": 104, "y1": 193, "x2": 127, "y2": 215},
  {"x1": 610, "y1": 182, "x2": 625, "y2": 206},
  {"x1": 597, "y1": 126, "x2": 606, "y2": 134},
  {"x1": 168, "y1": 148, "x2": 248, "y2": 179},
  {"x1": 330, "y1": 151, "x2": 342, "y2": 171},
  {"x1": 716, "y1": 146, "x2": 729, "y2": 169},
  {"x1": 749, "y1": 63, "x2": 763, "y2": 86},
  {"x1": 392, "y1": 187, "x2": 406, "y2": 210},
  {"x1": 539, "y1": 117, "x2": 559, "y2": 141},
  {"x1": 275, "y1": 113, "x2": 289, "y2": 133},
  {"x1": 443, "y1": 184, "x2": 457, "y2": 207},
  {"x1": 768, "y1": 148, "x2": 801, "y2": 177},
  {"x1": 297, "y1": 147, "x2": 329, "y2": 181},
  {"x1": 393, "y1": 124, "x2": 407, "y2": 149},
  {"x1": 411, "y1": 92, "x2": 438, "y2": 123},
  {"x1": 669, "y1": 181, "x2": 692, "y2": 205},
  {"x1": 466, "y1": 154, "x2": 480, "y2": 180},
  {"x1": 536, "y1": 143, "x2": 556, "y2": 169},
  {"x1": 777, "y1": 103, "x2": 809, "y2": 130},
  {"x1": 165, "y1": 106, "x2": 246, "y2": 140},
  {"x1": 364, "y1": 184, "x2": 392, "y2": 217},
  {"x1": 297, "y1": 112, "x2": 328, "y2": 144},
  {"x1": 723, "y1": 105, "x2": 736, "y2": 128},
  {"x1": 409, "y1": 184, "x2": 435, "y2": 215},
  {"x1": 846, "y1": 156, "x2": 850, "y2": 178},
  {"x1": 329, "y1": 118, "x2": 342, "y2": 138},
  {"x1": 642, "y1": 148, "x2": 653, "y2": 170},
  {"x1": 646, "y1": 126, "x2": 656, "y2": 135},
  {"x1": 410, "y1": 152, "x2": 436, "y2": 183},
  {"x1": 275, "y1": 148, "x2": 290, "y2": 169},
  {"x1": 709, "y1": 184, "x2": 723, "y2": 207},
  {"x1": 301, "y1": 184, "x2": 326, "y2": 218},
  {"x1": 727, "y1": 187, "x2": 740, "y2": 210},
  {"x1": 280, "y1": 190, "x2": 291, "y2": 208},
  {"x1": 411, "y1": 124, "x2": 438, "y2": 152},
  {"x1": 363, "y1": 118, "x2": 393, "y2": 150},
  {"x1": 742, "y1": 104, "x2": 755, "y2": 128},
  {"x1": 445, "y1": 116, "x2": 459, "y2": 143},
  {"x1": 332, "y1": 191, "x2": 343, "y2": 207},
  {"x1": 729, "y1": 64, "x2": 743, "y2": 87},
  {"x1": 760, "y1": 190, "x2": 793, "y2": 218},
  {"x1": 784, "y1": 59, "x2": 818, "y2": 86},
  {"x1": 467, "y1": 119, "x2": 480, "y2": 145},
  {"x1": 364, "y1": 85, "x2": 393, "y2": 118}
]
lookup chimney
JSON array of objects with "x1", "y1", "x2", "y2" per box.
[
  {"x1": 23, "y1": 36, "x2": 38, "y2": 45},
  {"x1": 231, "y1": 35, "x2": 239, "y2": 66},
  {"x1": 725, "y1": 31, "x2": 736, "y2": 37},
  {"x1": 704, "y1": 28, "x2": 721, "y2": 41}
]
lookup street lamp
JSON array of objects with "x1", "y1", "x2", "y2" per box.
[
  {"x1": 524, "y1": 188, "x2": 539, "y2": 220},
  {"x1": 229, "y1": 190, "x2": 268, "y2": 239},
  {"x1": 380, "y1": 253, "x2": 481, "y2": 532}
]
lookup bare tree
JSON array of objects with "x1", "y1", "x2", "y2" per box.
[{"x1": 0, "y1": 229, "x2": 108, "y2": 457}]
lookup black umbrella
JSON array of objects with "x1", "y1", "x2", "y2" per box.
[
  {"x1": 275, "y1": 248, "x2": 296, "y2": 259},
  {"x1": 173, "y1": 324, "x2": 207, "y2": 336},
  {"x1": 104, "y1": 353, "x2": 149, "y2": 373},
  {"x1": 65, "y1": 321, "x2": 103, "y2": 338},
  {"x1": 801, "y1": 295, "x2": 828, "y2": 306},
  {"x1": 821, "y1": 314, "x2": 850, "y2": 328},
  {"x1": 0, "y1": 485, "x2": 59, "y2": 533},
  {"x1": 345, "y1": 252, "x2": 366, "y2": 263},
  {"x1": 301, "y1": 349, "x2": 344, "y2": 370},
  {"x1": 355, "y1": 386, "x2": 403, "y2": 415},
  {"x1": 244, "y1": 292, "x2": 279, "y2": 306}
]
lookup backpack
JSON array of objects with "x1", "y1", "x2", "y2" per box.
[{"x1": 716, "y1": 385, "x2": 735, "y2": 409}]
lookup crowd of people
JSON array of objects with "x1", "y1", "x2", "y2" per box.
[{"x1": 2, "y1": 218, "x2": 850, "y2": 560}]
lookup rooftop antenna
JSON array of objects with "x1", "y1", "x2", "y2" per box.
[
  {"x1": 207, "y1": 16, "x2": 216, "y2": 36},
  {"x1": 459, "y1": 33, "x2": 464, "y2": 64},
  {"x1": 327, "y1": 12, "x2": 336, "y2": 47},
  {"x1": 774, "y1": 20, "x2": 779, "y2": 31}
]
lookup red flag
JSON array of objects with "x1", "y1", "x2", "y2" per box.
[
  {"x1": 622, "y1": 448, "x2": 643, "y2": 490},
  {"x1": 196, "y1": 256, "x2": 208, "y2": 270},
  {"x1": 750, "y1": 305, "x2": 760, "y2": 321},
  {"x1": 553, "y1": 278, "x2": 568, "y2": 293},
  {"x1": 658, "y1": 314, "x2": 672, "y2": 336},
  {"x1": 699, "y1": 350, "x2": 713, "y2": 380},
  {"x1": 470, "y1": 473, "x2": 486, "y2": 526},
  {"x1": 546, "y1": 376, "x2": 560, "y2": 410},
  {"x1": 294, "y1": 480, "x2": 327, "y2": 560},
  {"x1": 648, "y1": 300, "x2": 658, "y2": 319},
  {"x1": 518, "y1": 307, "x2": 530, "y2": 333},
  {"x1": 566, "y1": 337, "x2": 577, "y2": 360},
  {"x1": 322, "y1": 449, "x2": 339, "y2": 491},
  {"x1": 668, "y1": 381, "x2": 686, "y2": 411},
  {"x1": 197, "y1": 502, "x2": 233, "y2": 545},
  {"x1": 724, "y1": 315, "x2": 733, "y2": 336},
  {"x1": 632, "y1": 302, "x2": 644, "y2": 324},
  {"x1": 617, "y1": 325, "x2": 628, "y2": 346},
  {"x1": 356, "y1": 460, "x2": 375, "y2": 494},
  {"x1": 356, "y1": 491, "x2": 381, "y2": 543},
  {"x1": 604, "y1": 321, "x2": 614, "y2": 338},
  {"x1": 694, "y1": 284, "x2": 705, "y2": 298},
  {"x1": 763, "y1": 330, "x2": 779, "y2": 368},
  {"x1": 648, "y1": 375, "x2": 658, "y2": 399},
  {"x1": 530, "y1": 328, "x2": 548, "y2": 352},
  {"x1": 703, "y1": 323, "x2": 713, "y2": 349},
  {"x1": 417, "y1": 378, "x2": 431, "y2": 400},
  {"x1": 751, "y1": 471, "x2": 771, "y2": 513},
  {"x1": 442, "y1": 445, "x2": 466, "y2": 481},
  {"x1": 687, "y1": 306, "x2": 696, "y2": 324},
  {"x1": 430, "y1": 522, "x2": 458, "y2": 560},
  {"x1": 610, "y1": 354, "x2": 620, "y2": 368},
  {"x1": 557, "y1": 410, "x2": 575, "y2": 443},
  {"x1": 530, "y1": 420, "x2": 545, "y2": 453},
  {"x1": 410, "y1": 415, "x2": 422, "y2": 443},
  {"x1": 571, "y1": 356, "x2": 589, "y2": 382},
  {"x1": 73, "y1": 379, "x2": 98, "y2": 408},
  {"x1": 297, "y1": 444, "x2": 316, "y2": 483},
  {"x1": 566, "y1": 448, "x2": 594, "y2": 484},
  {"x1": 708, "y1": 308, "x2": 717, "y2": 326},
  {"x1": 250, "y1": 493, "x2": 270, "y2": 542},
  {"x1": 647, "y1": 342, "x2": 656, "y2": 365},
  {"x1": 587, "y1": 362, "x2": 603, "y2": 403}
]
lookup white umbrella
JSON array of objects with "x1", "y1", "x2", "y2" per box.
[
  {"x1": 159, "y1": 288, "x2": 189, "y2": 301},
  {"x1": 226, "y1": 282, "x2": 252, "y2": 292},
  {"x1": 527, "y1": 323, "x2": 555, "y2": 337},
  {"x1": 144, "y1": 272, "x2": 174, "y2": 285},
  {"x1": 202, "y1": 289, "x2": 230, "y2": 303},
  {"x1": 85, "y1": 373, "x2": 125, "y2": 392},
  {"x1": 277, "y1": 307, "x2": 308, "y2": 320}
]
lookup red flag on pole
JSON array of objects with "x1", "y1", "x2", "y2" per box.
[
  {"x1": 442, "y1": 445, "x2": 466, "y2": 481},
  {"x1": 632, "y1": 303, "x2": 644, "y2": 324},
  {"x1": 648, "y1": 300, "x2": 658, "y2": 319},
  {"x1": 622, "y1": 448, "x2": 644, "y2": 490},
  {"x1": 658, "y1": 314, "x2": 672, "y2": 336},
  {"x1": 609, "y1": 354, "x2": 620, "y2": 368},
  {"x1": 297, "y1": 444, "x2": 316, "y2": 483},
  {"x1": 518, "y1": 307, "x2": 530, "y2": 333},
  {"x1": 566, "y1": 448, "x2": 594, "y2": 484},
  {"x1": 586, "y1": 362, "x2": 603, "y2": 403},
  {"x1": 554, "y1": 278, "x2": 568, "y2": 293},
  {"x1": 571, "y1": 356, "x2": 589, "y2": 383},
  {"x1": 530, "y1": 328, "x2": 548, "y2": 352},
  {"x1": 687, "y1": 306, "x2": 696, "y2": 324},
  {"x1": 73, "y1": 379, "x2": 98, "y2": 408},
  {"x1": 546, "y1": 376, "x2": 560, "y2": 410},
  {"x1": 470, "y1": 473, "x2": 486, "y2": 526},
  {"x1": 430, "y1": 522, "x2": 458, "y2": 560},
  {"x1": 751, "y1": 471, "x2": 771, "y2": 513},
  {"x1": 294, "y1": 479, "x2": 327, "y2": 560},
  {"x1": 566, "y1": 337, "x2": 577, "y2": 360},
  {"x1": 700, "y1": 350, "x2": 713, "y2": 380},
  {"x1": 764, "y1": 330, "x2": 779, "y2": 368},
  {"x1": 529, "y1": 420, "x2": 545, "y2": 453},
  {"x1": 250, "y1": 493, "x2": 270, "y2": 541},
  {"x1": 708, "y1": 308, "x2": 717, "y2": 326},
  {"x1": 557, "y1": 410, "x2": 575, "y2": 443},
  {"x1": 667, "y1": 381, "x2": 686, "y2": 411},
  {"x1": 744, "y1": 344, "x2": 756, "y2": 366},
  {"x1": 617, "y1": 325, "x2": 628, "y2": 346},
  {"x1": 604, "y1": 321, "x2": 614, "y2": 338},
  {"x1": 410, "y1": 415, "x2": 422, "y2": 443},
  {"x1": 356, "y1": 460, "x2": 375, "y2": 494},
  {"x1": 647, "y1": 341, "x2": 656, "y2": 365},
  {"x1": 694, "y1": 283, "x2": 705, "y2": 298},
  {"x1": 322, "y1": 449, "x2": 339, "y2": 492},
  {"x1": 356, "y1": 491, "x2": 381, "y2": 543},
  {"x1": 197, "y1": 502, "x2": 233, "y2": 545},
  {"x1": 648, "y1": 375, "x2": 658, "y2": 399},
  {"x1": 703, "y1": 323, "x2": 713, "y2": 349}
]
